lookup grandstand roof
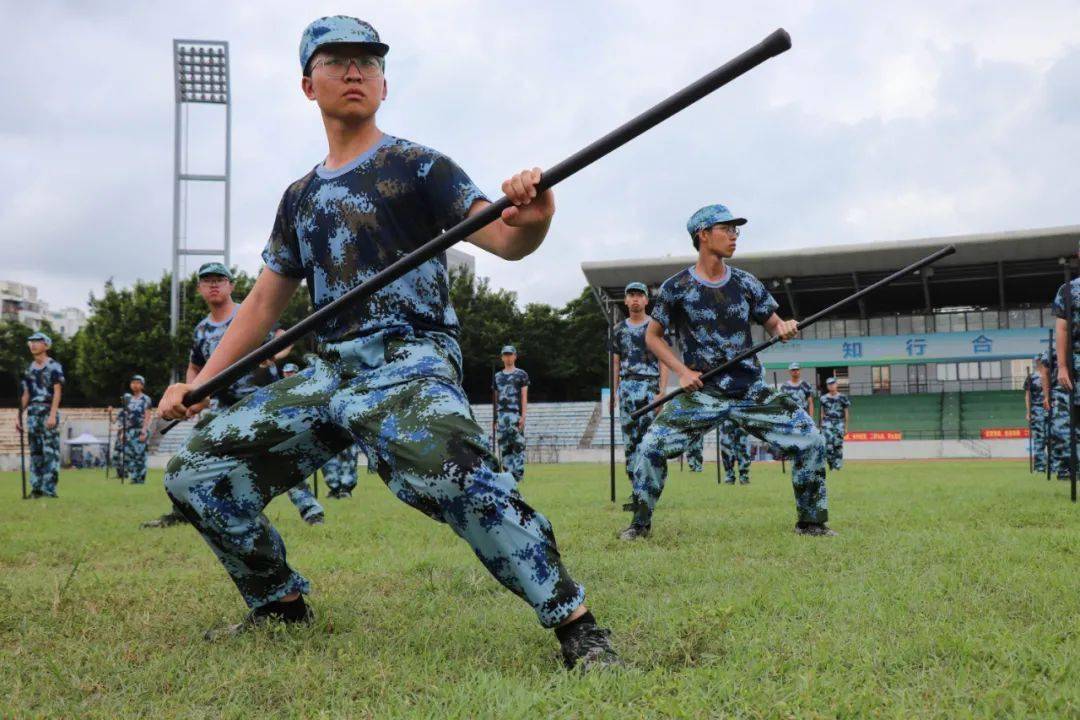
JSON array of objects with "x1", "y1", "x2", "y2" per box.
[{"x1": 582, "y1": 225, "x2": 1080, "y2": 318}]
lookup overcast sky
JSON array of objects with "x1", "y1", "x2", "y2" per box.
[{"x1": 2, "y1": 1, "x2": 1078, "y2": 313}]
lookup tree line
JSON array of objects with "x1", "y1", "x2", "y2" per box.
[{"x1": 1, "y1": 269, "x2": 610, "y2": 407}]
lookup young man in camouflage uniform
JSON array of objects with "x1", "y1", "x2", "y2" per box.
[
  {"x1": 720, "y1": 418, "x2": 751, "y2": 484},
  {"x1": 119, "y1": 374, "x2": 154, "y2": 484},
  {"x1": 1037, "y1": 348, "x2": 1070, "y2": 478},
  {"x1": 819, "y1": 378, "x2": 850, "y2": 471},
  {"x1": 778, "y1": 362, "x2": 815, "y2": 419},
  {"x1": 143, "y1": 263, "x2": 324, "y2": 527},
  {"x1": 612, "y1": 281, "x2": 668, "y2": 510},
  {"x1": 1023, "y1": 353, "x2": 1047, "y2": 473},
  {"x1": 493, "y1": 345, "x2": 530, "y2": 482},
  {"x1": 1051, "y1": 271, "x2": 1080, "y2": 480},
  {"x1": 17, "y1": 332, "x2": 64, "y2": 498},
  {"x1": 158, "y1": 16, "x2": 616, "y2": 669},
  {"x1": 621, "y1": 204, "x2": 833, "y2": 540}
]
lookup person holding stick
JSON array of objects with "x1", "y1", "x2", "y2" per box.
[
  {"x1": 619, "y1": 204, "x2": 833, "y2": 540},
  {"x1": 719, "y1": 419, "x2": 752, "y2": 485},
  {"x1": 1024, "y1": 354, "x2": 1048, "y2": 474},
  {"x1": 819, "y1": 378, "x2": 850, "y2": 471},
  {"x1": 1052, "y1": 271, "x2": 1080, "y2": 488},
  {"x1": 611, "y1": 281, "x2": 668, "y2": 509},
  {"x1": 493, "y1": 345, "x2": 529, "y2": 482},
  {"x1": 779, "y1": 362, "x2": 815, "y2": 419},
  {"x1": 119, "y1": 375, "x2": 154, "y2": 484},
  {"x1": 142, "y1": 263, "x2": 325, "y2": 527},
  {"x1": 16, "y1": 332, "x2": 64, "y2": 499},
  {"x1": 157, "y1": 17, "x2": 617, "y2": 669}
]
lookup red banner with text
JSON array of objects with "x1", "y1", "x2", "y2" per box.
[
  {"x1": 980, "y1": 428, "x2": 1029, "y2": 440},
  {"x1": 845, "y1": 431, "x2": 902, "y2": 441}
]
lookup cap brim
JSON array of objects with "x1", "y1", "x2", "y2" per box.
[
  {"x1": 318, "y1": 40, "x2": 390, "y2": 57},
  {"x1": 730, "y1": 218, "x2": 748, "y2": 226}
]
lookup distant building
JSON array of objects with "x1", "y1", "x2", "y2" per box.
[
  {"x1": 0, "y1": 280, "x2": 86, "y2": 338},
  {"x1": 446, "y1": 248, "x2": 475, "y2": 276}
]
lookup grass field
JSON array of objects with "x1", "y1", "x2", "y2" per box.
[{"x1": 1, "y1": 461, "x2": 1077, "y2": 718}]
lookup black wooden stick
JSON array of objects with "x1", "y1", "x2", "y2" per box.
[
  {"x1": 161, "y1": 29, "x2": 793, "y2": 435},
  {"x1": 631, "y1": 245, "x2": 957, "y2": 419}
]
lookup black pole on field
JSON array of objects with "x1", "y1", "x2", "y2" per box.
[
  {"x1": 105, "y1": 407, "x2": 113, "y2": 480},
  {"x1": 314, "y1": 469, "x2": 319, "y2": 499},
  {"x1": 773, "y1": 371, "x2": 786, "y2": 473},
  {"x1": 490, "y1": 362, "x2": 499, "y2": 458},
  {"x1": 715, "y1": 425, "x2": 722, "y2": 484},
  {"x1": 608, "y1": 304, "x2": 616, "y2": 504},
  {"x1": 18, "y1": 404, "x2": 27, "y2": 500},
  {"x1": 1048, "y1": 328, "x2": 1054, "y2": 481},
  {"x1": 1067, "y1": 274, "x2": 1077, "y2": 502}
]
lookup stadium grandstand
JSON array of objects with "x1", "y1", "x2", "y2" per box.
[{"x1": 581, "y1": 225, "x2": 1080, "y2": 459}]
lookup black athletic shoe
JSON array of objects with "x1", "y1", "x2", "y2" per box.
[
  {"x1": 141, "y1": 510, "x2": 187, "y2": 529},
  {"x1": 304, "y1": 512, "x2": 325, "y2": 526},
  {"x1": 794, "y1": 522, "x2": 837, "y2": 537},
  {"x1": 338, "y1": 490, "x2": 352, "y2": 499},
  {"x1": 558, "y1": 623, "x2": 620, "y2": 670},
  {"x1": 204, "y1": 599, "x2": 314, "y2": 641},
  {"x1": 617, "y1": 523, "x2": 650, "y2": 541},
  {"x1": 26, "y1": 489, "x2": 44, "y2": 499}
]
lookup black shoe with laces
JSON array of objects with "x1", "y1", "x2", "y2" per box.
[
  {"x1": 141, "y1": 509, "x2": 188, "y2": 529},
  {"x1": 617, "y1": 523, "x2": 650, "y2": 541},
  {"x1": 558, "y1": 621, "x2": 621, "y2": 670},
  {"x1": 204, "y1": 597, "x2": 313, "y2": 641},
  {"x1": 794, "y1": 521, "x2": 837, "y2": 537}
]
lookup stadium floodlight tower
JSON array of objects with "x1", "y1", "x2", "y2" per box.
[{"x1": 170, "y1": 39, "x2": 231, "y2": 345}]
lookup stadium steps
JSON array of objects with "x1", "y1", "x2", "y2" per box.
[
  {"x1": 959, "y1": 390, "x2": 1026, "y2": 437},
  {"x1": 846, "y1": 393, "x2": 944, "y2": 439},
  {"x1": 578, "y1": 404, "x2": 601, "y2": 448},
  {"x1": 941, "y1": 392, "x2": 961, "y2": 439},
  {"x1": 469, "y1": 402, "x2": 596, "y2": 447},
  {"x1": 153, "y1": 419, "x2": 197, "y2": 456}
]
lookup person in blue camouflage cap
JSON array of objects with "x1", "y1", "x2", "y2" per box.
[
  {"x1": 17, "y1": 332, "x2": 64, "y2": 498},
  {"x1": 778, "y1": 362, "x2": 815, "y2": 420},
  {"x1": 158, "y1": 16, "x2": 616, "y2": 669},
  {"x1": 720, "y1": 418, "x2": 752, "y2": 484},
  {"x1": 612, "y1": 281, "x2": 670, "y2": 508},
  {"x1": 119, "y1": 375, "x2": 154, "y2": 484},
  {"x1": 1023, "y1": 353, "x2": 1048, "y2": 473},
  {"x1": 142, "y1": 262, "x2": 325, "y2": 527},
  {"x1": 493, "y1": 345, "x2": 530, "y2": 482},
  {"x1": 685, "y1": 434, "x2": 704, "y2": 472},
  {"x1": 1050, "y1": 270, "x2": 1080, "y2": 480},
  {"x1": 620, "y1": 204, "x2": 834, "y2": 540},
  {"x1": 819, "y1": 378, "x2": 850, "y2": 471}
]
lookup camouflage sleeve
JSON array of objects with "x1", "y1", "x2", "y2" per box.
[
  {"x1": 843, "y1": 396, "x2": 851, "y2": 409},
  {"x1": 51, "y1": 362, "x2": 65, "y2": 387},
  {"x1": 609, "y1": 323, "x2": 623, "y2": 356},
  {"x1": 261, "y1": 187, "x2": 306, "y2": 280},
  {"x1": 746, "y1": 273, "x2": 780, "y2": 324},
  {"x1": 1052, "y1": 282, "x2": 1069, "y2": 319},
  {"x1": 1023, "y1": 376, "x2": 1031, "y2": 391},
  {"x1": 650, "y1": 280, "x2": 674, "y2": 329},
  {"x1": 520, "y1": 370, "x2": 530, "y2": 388},
  {"x1": 421, "y1": 152, "x2": 489, "y2": 231},
  {"x1": 190, "y1": 334, "x2": 206, "y2": 368}
]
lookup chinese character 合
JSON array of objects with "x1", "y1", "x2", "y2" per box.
[
  {"x1": 972, "y1": 334, "x2": 992, "y2": 354},
  {"x1": 842, "y1": 341, "x2": 863, "y2": 359},
  {"x1": 906, "y1": 338, "x2": 927, "y2": 357}
]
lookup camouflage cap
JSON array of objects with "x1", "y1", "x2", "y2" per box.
[
  {"x1": 282, "y1": 362, "x2": 299, "y2": 374},
  {"x1": 826, "y1": 377, "x2": 838, "y2": 385},
  {"x1": 788, "y1": 362, "x2": 800, "y2": 370},
  {"x1": 686, "y1": 204, "x2": 747, "y2": 238},
  {"x1": 501, "y1": 345, "x2": 517, "y2": 355},
  {"x1": 624, "y1": 281, "x2": 648, "y2": 297},
  {"x1": 27, "y1": 331, "x2": 52, "y2": 347},
  {"x1": 131, "y1": 374, "x2": 146, "y2": 384},
  {"x1": 197, "y1": 262, "x2": 232, "y2": 280},
  {"x1": 300, "y1": 16, "x2": 389, "y2": 74}
]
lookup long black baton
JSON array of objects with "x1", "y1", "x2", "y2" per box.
[
  {"x1": 160, "y1": 28, "x2": 793, "y2": 435},
  {"x1": 632, "y1": 245, "x2": 957, "y2": 419},
  {"x1": 18, "y1": 405, "x2": 27, "y2": 500},
  {"x1": 1067, "y1": 279, "x2": 1078, "y2": 502}
]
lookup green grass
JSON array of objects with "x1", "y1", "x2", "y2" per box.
[{"x1": 1, "y1": 462, "x2": 1078, "y2": 718}]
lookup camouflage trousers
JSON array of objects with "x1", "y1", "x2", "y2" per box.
[
  {"x1": 26, "y1": 406, "x2": 61, "y2": 496},
  {"x1": 322, "y1": 445, "x2": 359, "y2": 493},
  {"x1": 120, "y1": 431, "x2": 148, "y2": 483},
  {"x1": 618, "y1": 377, "x2": 660, "y2": 489},
  {"x1": 686, "y1": 434, "x2": 704, "y2": 472},
  {"x1": 822, "y1": 420, "x2": 846, "y2": 470},
  {"x1": 720, "y1": 419, "x2": 751, "y2": 484},
  {"x1": 630, "y1": 382, "x2": 827, "y2": 528},
  {"x1": 1029, "y1": 405, "x2": 1047, "y2": 473},
  {"x1": 496, "y1": 412, "x2": 526, "y2": 482},
  {"x1": 165, "y1": 331, "x2": 584, "y2": 626},
  {"x1": 1049, "y1": 386, "x2": 1080, "y2": 479}
]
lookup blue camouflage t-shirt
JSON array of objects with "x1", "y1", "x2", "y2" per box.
[
  {"x1": 121, "y1": 393, "x2": 154, "y2": 431},
  {"x1": 22, "y1": 358, "x2": 65, "y2": 405},
  {"x1": 494, "y1": 368, "x2": 529, "y2": 415},
  {"x1": 1052, "y1": 278, "x2": 1080, "y2": 373},
  {"x1": 651, "y1": 265, "x2": 779, "y2": 397},
  {"x1": 190, "y1": 307, "x2": 279, "y2": 406},
  {"x1": 1023, "y1": 372, "x2": 1044, "y2": 406},
  {"x1": 820, "y1": 393, "x2": 850, "y2": 422},
  {"x1": 261, "y1": 134, "x2": 487, "y2": 344},
  {"x1": 612, "y1": 317, "x2": 660, "y2": 378},
  {"x1": 779, "y1": 380, "x2": 814, "y2": 410}
]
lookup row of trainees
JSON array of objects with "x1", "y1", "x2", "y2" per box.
[{"x1": 612, "y1": 283, "x2": 851, "y2": 505}]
